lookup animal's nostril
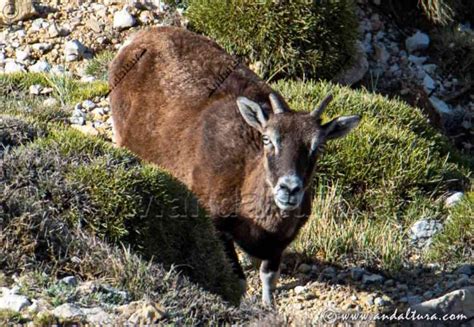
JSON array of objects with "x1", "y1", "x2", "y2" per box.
[
  {"x1": 279, "y1": 184, "x2": 290, "y2": 192},
  {"x1": 279, "y1": 184, "x2": 300, "y2": 195}
]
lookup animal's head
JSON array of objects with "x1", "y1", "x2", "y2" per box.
[{"x1": 237, "y1": 93, "x2": 360, "y2": 211}]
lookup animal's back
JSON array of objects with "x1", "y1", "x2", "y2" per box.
[{"x1": 109, "y1": 27, "x2": 272, "y2": 198}]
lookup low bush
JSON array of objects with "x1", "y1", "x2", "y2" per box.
[
  {"x1": 0, "y1": 116, "x2": 242, "y2": 308},
  {"x1": 186, "y1": 0, "x2": 359, "y2": 80},
  {"x1": 274, "y1": 80, "x2": 472, "y2": 271},
  {"x1": 85, "y1": 50, "x2": 115, "y2": 81}
]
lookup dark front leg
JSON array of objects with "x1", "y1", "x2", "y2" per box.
[
  {"x1": 259, "y1": 253, "x2": 282, "y2": 306},
  {"x1": 218, "y1": 232, "x2": 246, "y2": 293}
]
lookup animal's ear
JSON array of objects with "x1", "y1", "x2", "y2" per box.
[
  {"x1": 236, "y1": 97, "x2": 268, "y2": 132},
  {"x1": 322, "y1": 115, "x2": 361, "y2": 140}
]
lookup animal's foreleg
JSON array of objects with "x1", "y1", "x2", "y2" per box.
[
  {"x1": 259, "y1": 255, "x2": 281, "y2": 307},
  {"x1": 218, "y1": 232, "x2": 246, "y2": 294}
]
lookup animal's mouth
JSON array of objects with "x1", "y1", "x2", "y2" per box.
[{"x1": 274, "y1": 194, "x2": 302, "y2": 211}]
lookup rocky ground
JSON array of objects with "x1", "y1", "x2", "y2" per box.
[
  {"x1": 353, "y1": 0, "x2": 473, "y2": 152},
  {"x1": 1, "y1": 0, "x2": 473, "y2": 325}
]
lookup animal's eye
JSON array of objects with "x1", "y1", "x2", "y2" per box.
[{"x1": 262, "y1": 135, "x2": 272, "y2": 146}]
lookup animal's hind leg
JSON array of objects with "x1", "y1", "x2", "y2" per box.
[{"x1": 218, "y1": 232, "x2": 246, "y2": 294}]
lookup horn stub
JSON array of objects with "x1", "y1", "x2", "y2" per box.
[
  {"x1": 310, "y1": 93, "x2": 334, "y2": 119},
  {"x1": 269, "y1": 93, "x2": 285, "y2": 114}
]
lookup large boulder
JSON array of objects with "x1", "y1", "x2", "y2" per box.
[
  {"x1": 0, "y1": 0, "x2": 37, "y2": 25},
  {"x1": 411, "y1": 287, "x2": 474, "y2": 326}
]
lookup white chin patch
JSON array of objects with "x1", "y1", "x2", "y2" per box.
[{"x1": 274, "y1": 198, "x2": 300, "y2": 211}]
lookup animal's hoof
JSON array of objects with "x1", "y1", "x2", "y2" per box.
[{"x1": 261, "y1": 292, "x2": 274, "y2": 308}]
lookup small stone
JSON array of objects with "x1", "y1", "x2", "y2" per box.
[
  {"x1": 127, "y1": 302, "x2": 166, "y2": 325},
  {"x1": 43, "y1": 98, "x2": 58, "y2": 107},
  {"x1": 298, "y1": 263, "x2": 311, "y2": 274},
  {"x1": 410, "y1": 219, "x2": 443, "y2": 247},
  {"x1": 29, "y1": 84, "x2": 43, "y2": 95},
  {"x1": 48, "y1": 23, "x2": 60, "y2": 38},
  {"x1": 60, "y1": 276, "x2": 78, "y2": 287},
  {"x1": 405, "y1": 31, "x2": 430, "y2": 53},
  {"x1": 4, "y1": 61, "x2": 26, "y2": 73},
  {"x1": 29, "y1": 60, "x2": 51, "y2": 73},
  {"x1": 408, "y1": 55, "x2": 427, "y2": 66},
  {"x1": 139, "y1": 11, "x2": 154, "y2": 24},
  {"x1": 86, "y1": 19, "x2": 102, "y2": 33},
  {"x1": 423, "y1": 75, "x2": 436, "y2": 93},
  {"x1": 362, "y1": 273, "x2": 384, "y2": 285},
  {"x1": 0, "y1": 294, "x2": 31, "y2": 312},
  {"x1": 384, "y1": 279, "x2": 395, "y2": 287},
  {"x1": 31, "y1": 19, "x2": 45, "y2": 32},
  {"x1": 373, "y1": 43, "x2": 389, "y2": 64},
  {"x1": 374, "y1": 297, "x2": 386, "y2": 306},
  {"x1": 15, "y1": 49, "x2": 30, "y2": 62},
  {"x1": 70, "y1": 109, "x2": 86, "y2": 126},
  {"x1": 445, "y1": 192, "x2": 464, "y2": 207},
  {"x1": 429, "y1": 97, "x2": 451, "y2": 115},
  {"x1": 351, "y1": 267, "x2": 365, "y2": 281},
  {"x1": 40, "y1": 88, "x2": 54, "y2": 95},
  {"x1": 113, "y1": 6, "x2": 136, "y2": 30},
  {"x1": 365, "y1": 295, "x2": 375, "y2": 306},
  {"x1": 64, "y1": 40, "x2": 86, "y2": 62},
  {"x1": 422, "y1": 64, "x2": 437, "y2": 75},
  {"x1": 80, "y1": 75, "x2": 96, "y2": 83},
  {"x1": 294, "y1": 286, "x2": 306, "y2": 295},
  {"x1": 28, "y1": 299, "x2": 51, "y2": 314},
  {"x1": 53, "y1": 303, "x2": 84, "y2": 321},
  {"x1": 31, "y1": 44, "x2": 49, "y2": 54},
  {"x1": 83, "y1": 307, "x2": 111, "y2": 325},
  {"x1": 82, "y1": 100, "x2": 96, "y2": 110},
  {"x1": 91, "y1": 107, "x2": 105, "y2": 118},
  {"x1": 322, "y1": 267, "x2": 336, "y2": 278},
  {"x1": 456, "y1": 264, "x2": 474, "y2": 276}
]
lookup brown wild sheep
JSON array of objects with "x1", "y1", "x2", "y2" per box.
[{"x1": 109, "y1": 26, "x2": 360, "y2": 306}]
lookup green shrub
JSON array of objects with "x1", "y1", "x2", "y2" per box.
[
  {"x1": 427, "y1": 192, "x2": 474, "y2": 264},
  {"x1": 85, "y1": 51, "x2": 115, "y2": 81},
  {"x1": 0, "y1": 116, "x2": 241, "y2": 305},
  {"x1": 273, "y1": 80, "x2": 472, "y2": 271},
  {"x1": 186, "y1": 0, "x2": 359, "y2": 80}
]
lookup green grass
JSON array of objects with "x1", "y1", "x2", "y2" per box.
[
  {"x1": 273, "y1": 80, "x2": 472, "y2": 272},
  {"x1": 0, "y1": 73, "x2": 108, "y2": 109},
  {"x1": 0, "y1": 310, "x2": 26, "y2": 325},
  {"x1": 85, "y1": 50, "x2": 115, "y2": 81},
  {"x1": 186, "y1": 0, "x2": 358, "y2": 80},
  {"x1": 427, "y1": 192, "x2": 474, "y2": 263}
]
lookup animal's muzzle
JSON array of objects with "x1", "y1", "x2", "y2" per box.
[{"x1": 273, "y1": 175, "x2": 304, "y2": 211}]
